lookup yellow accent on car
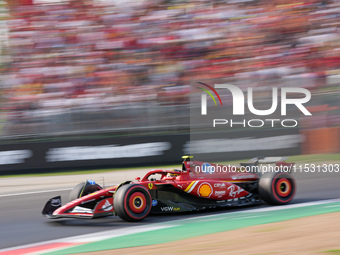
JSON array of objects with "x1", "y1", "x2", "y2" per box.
[{"x1": 184, "y1": 181, "x2": 195, "y2": 192}]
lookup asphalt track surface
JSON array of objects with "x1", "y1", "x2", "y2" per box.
[{"x1": 0, "y1": 170, "x2": 339, "y2": 250}]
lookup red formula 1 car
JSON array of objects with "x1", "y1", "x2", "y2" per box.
[{"x1": 42, "y1": 156, "x2": 296, "y2": 222}]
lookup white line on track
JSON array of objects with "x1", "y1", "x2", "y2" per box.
[
  {"x1": 0, "y1": 188, "x2": 72, "y2": 198},
  {"x1": 324, "y1": 205, "x2": 340, "y2": 208},
  {"x1": 232, "y1": 215, "x2": 261, "y2": 220},
  {"x1": 196, "y1": 214, "x2": 263, "y2": 223}
]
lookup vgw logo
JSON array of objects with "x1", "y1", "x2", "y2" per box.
[{"x1": 196, "y1": 83, "x2": 312, "y2": 128}]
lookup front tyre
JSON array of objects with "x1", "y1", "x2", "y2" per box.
[
  {"x1": 113, "y1": 184, "x2": 152, "y2": 222},
  {"x1": 258, "y1": 172, "x2": 296, "y2": 205},
  {"x1": 69, "y1": 181, "x2": 102, "y2": 202}
]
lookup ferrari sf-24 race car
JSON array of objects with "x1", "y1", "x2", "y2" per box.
[{"x1": 42, "y1": 156, "x2": 296, "y2": 222}]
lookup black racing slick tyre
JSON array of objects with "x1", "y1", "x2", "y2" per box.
[
  {"x1": 258, "y1": 172, "x2": 296, "y2": 205},
  {"x1": 113, "y1": 184, "x2": 152, "y2": 222},
  {"x1": 69, "y1": 181, "x2": 102, "y2": 202}
]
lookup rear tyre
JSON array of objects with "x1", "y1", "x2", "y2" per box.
[
  {"x1": 113, "y1": 184, "x2": 152, "y2": 222},
  {"x1": 69, "y1": 181, "x2": 102, "y2": 202},
  {"x1": 258, "y1": 172, "x2": 295, "y2": 205}
]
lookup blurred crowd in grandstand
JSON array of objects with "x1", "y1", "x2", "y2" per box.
[{"x1": 0, "y1": 0, "x2": 339, "y2": 137}]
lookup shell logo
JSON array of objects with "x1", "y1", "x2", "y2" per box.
[{"x1": 198, "y1": 183, "x2": 212, "y2": 197}]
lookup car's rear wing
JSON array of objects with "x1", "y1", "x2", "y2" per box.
[
  {"x1": 245, "y1": 156, "x2": 295, "y2": 170},
  {"x1": 248, "y1": 156, "x2": 289, "y2": 164},
  {"x1": 182, "y1": 155, "x2": 294, "y2": 172}
]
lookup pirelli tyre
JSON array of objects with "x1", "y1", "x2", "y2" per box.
[
  {"x1": 69, "y1": 180, "x2": 102, "y2": 202},
  {"x1": 113, "y1": 184, "x2": 152, "y2": 222},
  {"x1": 258, "y1": 172, "x2": 296, "y2": 205}
]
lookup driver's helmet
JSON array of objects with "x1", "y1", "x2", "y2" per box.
[{"x1": 166, "y1": 169, "x2": 182, "y2": 178}]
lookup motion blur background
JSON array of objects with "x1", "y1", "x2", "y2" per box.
[{"x1": 0, "y1": 0, "x2": 339, "y2": 173}]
